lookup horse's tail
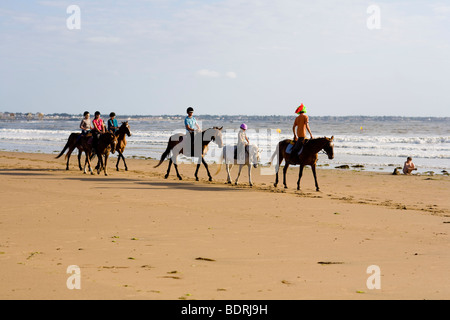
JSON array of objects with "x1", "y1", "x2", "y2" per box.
[
  {"x1": 215, "y1": 147, "x2": 224, "y2": 175},
  {"x1": 154, "y1": 141, "x2": 172, "y2": 168},
  {"x1": 268, "y1": 142, "x2": 280, "y2": 166},
  {"x1": 56, "y1": 134, "x2": 75, "y2": 159}
]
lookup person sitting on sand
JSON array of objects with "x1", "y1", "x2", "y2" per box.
[
  {"x1": 107, "y1": 112, "x2": 119, "y2": 134},
  {"x1": 403, "y1": 157, "x2": 417, "y2": 175},
  {"x1": 290, "y1": 103, "x2": 313, "y2": 161}
]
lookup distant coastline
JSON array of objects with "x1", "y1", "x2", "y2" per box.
[{"x1": 1, "y1": 112, "x2": 449, "y2": 122}]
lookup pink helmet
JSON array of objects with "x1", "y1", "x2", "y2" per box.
[{"x1": 240, "y1": 123, "x2": 248, "y2": 130}]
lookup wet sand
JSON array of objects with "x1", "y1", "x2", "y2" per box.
[{"x1": 0, "y1": 151, "x2": 449, "y2": 299}]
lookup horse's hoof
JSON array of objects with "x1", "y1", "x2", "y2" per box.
[
  {"x1": 125, "y1": 168, "x2": 128, "y2": 171},
  {"x1": 274, "y1": 184, "x2": 277, "y2": 188},
  {"x1": 316, "y1": 188, "x2": 320, "y2": 192},
  {"x1": 116, "y1": 168, "x2": 119, "y2": 171},
  {"x1": 284, "y1": 186, "x2": 288, "y2": 189},
  {"x1": 208, "y1": 177, "x2": 212, "y2": 182},
  {"x1": 83, "y1": 172, "x2": 86, "y2": 174},
  {"x1": 195, "y1": 177, "x2": 199, "y2": 181},
  {"x1": 178, "y1": 176, "x2": 183, "y2": 181},
  {"x1": 227, "y1": 181, "x2": 232, "y2": 184},
  {"x1": 249, "y1": 183, "x2": 253, "y2": 187},
  {"x1": 90, "y1": 172, "x2": 95, "y2": 175},
  {"x1": 164, "y1": 174, "x2": 169, "y2": 179}
]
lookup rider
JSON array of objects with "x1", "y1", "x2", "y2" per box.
[
  {"x1": 80, "y1": 111, "x2": 92, "y2": 135},
  {"x1": 291, "y1": 103, "x2": 313, "y2": 161},
  {"x1": 237, "y1": 123, "x2": 250, "y2": 164},
  {"x1": 76, "y1": 111, "x2": 93, "y2": 144},
  {"x1": 107, "y1": 112, "x2": 119, "y2": 134},
  {"x1": 92, "y1": 111, "x2": 106, "y2": 152},
  {"x1": 184, "y1": 107, "x2": 201, "y2": 156}
]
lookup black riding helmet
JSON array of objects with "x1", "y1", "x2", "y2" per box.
[{"x1": 186, "y1": 107, "x2": 194, "y2": 114}]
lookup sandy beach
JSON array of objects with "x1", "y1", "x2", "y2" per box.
[{"x1": 0, "y1": 151, "x2": 449, "y2": 300}]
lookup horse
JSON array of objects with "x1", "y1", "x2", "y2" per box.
[
  {"x1": 114, "y1": 121, "x2": 132, "y2": 171},
  {"x1": 154, "y1": 127, "x2": 224, "y2": 181},
  {"x1": 269, "y1": 136, "x2": 334, "y2": 191},
  {"x1": 56, "y1": 132, "x2": 87, "y2": 170},
  {"x1": 215, "y1": 144, "x2": 261, "y2": 187},
  {"x1": 77, "y1": 132, "x2": 118, "y2": 175}
]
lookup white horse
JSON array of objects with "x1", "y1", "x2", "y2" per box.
[{"x1": 216, "y1": 144, "x2": 261, "y2": 186}]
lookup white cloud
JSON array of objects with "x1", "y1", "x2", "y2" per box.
[
  {"x1": 196, "y1": 69, "x2": 221, "y2": 78},
  {"x1": 225, "y1": 72, "x2": 237, "y2": 79}
]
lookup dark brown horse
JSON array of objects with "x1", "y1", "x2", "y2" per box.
[
  {"x1": 154, "y1": 127, "x2": 224, "y2": 181},
  {"x1": 270, "y1": 136, "x2": 334, "y2": 191},
  {"x1": 76, "y1": 132, "x2": 118, "y2": 175},
  {"x1": 56, "y1": 132, "x2": 86, "y2": 170},
  {"x1": 114, "y1": 121, "x2": 131, "y2": 171}
]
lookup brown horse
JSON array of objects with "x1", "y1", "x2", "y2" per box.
[
  {"x1": 154, "y1": 127, "x2": 223, "y2": 181},
  {"x1": 270, "y1": 136, "x2": 334, "y2": 191},
  {"x1": 114, "y1": 121, "x2": 131, "y2": 171},
  {"x1": 77, "y1": 132, "x2": 118, "y2": 175},
  {"x1": 56, "y1": 132, "x2": 87, "y2": 170}
]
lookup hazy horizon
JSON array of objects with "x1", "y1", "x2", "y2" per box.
[{"x1": 1, "y1": 1, "x2": 449, "y2": 117}]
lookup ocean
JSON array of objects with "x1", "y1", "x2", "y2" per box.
[{"x1": 0, "y1": 115, "x2": 449, "y2": 174}]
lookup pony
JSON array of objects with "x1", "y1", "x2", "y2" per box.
[
  {"x1": 114, "y1": 121, "x2": 131, "y2": 171},
  {"x1": 76, "y1": 132, "x2": 118, "y2": 175},
  {"x1": 215, "y1": 144, "x2": 261, "y2": 186},
  {"x1": 154, "y1": 127, "x2": 224, "y2": 181},
  {"x1": 56, "y1": 132, "x2": 86, "y2": 171},
  {"x1": 269, "y1": 136, "x2": 334, "y2": 191}
]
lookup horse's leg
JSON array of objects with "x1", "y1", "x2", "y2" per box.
[
  {"x1": 165, "y1": 159, "x2": 172, "y2": 179},
  {"x1": 78, "y1": 151, "x2": 82, "y2": 171},
  {"x1": 66, "y1": 146, "x2": 75, "y2": 170},
  {"x1": 173, "y1": 162, "x2": 182, "y2": 180},
  {"x1": 202, "y1": 157, "x2": 212, "y2": 182},
  {"x1": 122, "y1": 153, "x2": 128, "y2": 171},
  {"x1": 283, "y1": 163, "x2": 290, "y2": 189},
  {"x1": 235, "y1": 164, "x2": 243, "y2": 185},
  {"x1": 116, "y1": 152, "x2": 122, "y2": 171},
  {"x1": 195, "y1": 162, "x2": 201, "y2": 181},
  {"x1": 311, "y1": 164, "x2": 320, "y2": 191},
  {"x1": 297, "y1": 165, "x2": 305, "y2": 191},
  {"x1": 97, "y1": 154, "x2": 103, "y2": 175},
  {"x1": 274, "y1": 152, "x2": 283, "y2": 188},
  {"x1": 248, "y1": 164, "x2": 253, "y2": 187},
  {"x1": 104, "y1": 154, "x2": 109, "y2": 176},
  {"x1": 225, "y1": 164, "x2": 232, "y2": 184}
]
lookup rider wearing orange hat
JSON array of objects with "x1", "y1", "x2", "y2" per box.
[{"x1": 291, "y1": 103, "x2": 313, "y2": 161}]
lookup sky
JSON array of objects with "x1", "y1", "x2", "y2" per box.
[{"x1": 0, "y1": 0, "x2": 449, "y2": 116}]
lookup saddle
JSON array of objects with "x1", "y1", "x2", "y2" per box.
[
  {"x1": 234, "y1": 145, "x2": 249, "y2": 160},
  {"x1": 179, "y1": 132, "x2": 201, "y2": 157}
]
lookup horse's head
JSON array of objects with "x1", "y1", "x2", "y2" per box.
[
  {"x1": 120, "y1": 121, "x2": 131, "y2": 137},
  {"x1": 323, "y1": 136, "x2": 334, "y2": 160},
  {"x1": 249, "y1": 144, "x2": 261, "y2": 168},
  {"x1": 108, "y1": 132, "x2": 118, "y2": 154},
  {"x1": 204, "y1": 127, "x2": 224, "y2": 148}
]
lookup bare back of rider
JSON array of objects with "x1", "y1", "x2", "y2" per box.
[{"x1": 289, "y1": 112, "x2": 313, "y2": 163}]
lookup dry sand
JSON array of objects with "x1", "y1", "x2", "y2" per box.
[{"x1": 0, "y1": 151, "x2": 449, "y2": 300}]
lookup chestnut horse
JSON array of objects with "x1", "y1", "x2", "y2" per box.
[
  {"x1": 114, "y1": 121, "x2": 132, "y2": 171},
  {"x1": 76, "y1": 132, "x2": 118, "y2": 175},
  {"x1": 154, "y1": 127, "x2": 224, "y2": 181},
  {"x1": 270, "y1": 136, "x2": 334, "y2": 191},
  {"x1": 56, "y1": 132, "x2": 86, "y2": 170}
]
